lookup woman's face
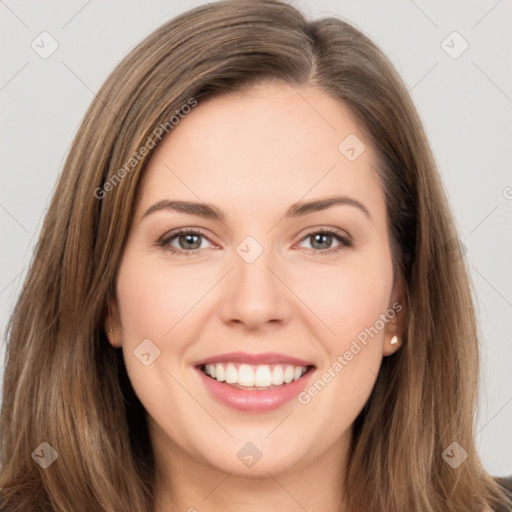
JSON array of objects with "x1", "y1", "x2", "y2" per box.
[{"x1": 109, "y1": 82, "x2": 403, "y2": 479}]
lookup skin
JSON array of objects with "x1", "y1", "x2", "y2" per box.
[{"x1": 107, "y1": 82, "x2": 405, "y2": 512}]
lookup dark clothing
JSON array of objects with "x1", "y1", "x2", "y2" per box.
[
  {"x1": 496, "y1": 475, "x2": 512, "y2": 511},
  {"x1": 0, "y1": 476, "x2": 510, "y2": 510}
]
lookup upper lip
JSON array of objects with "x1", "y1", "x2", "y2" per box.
[{"x1": 194, "y1": 351, "x2": 315, "y2": 367}]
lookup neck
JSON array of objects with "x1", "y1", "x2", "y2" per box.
[{"x1": 151, "y1": 428, "x2": 350, "y2": 512}]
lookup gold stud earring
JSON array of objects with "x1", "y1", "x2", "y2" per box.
[{"x1": 390, "y1": 335, "x2": 398, "y2": 345}]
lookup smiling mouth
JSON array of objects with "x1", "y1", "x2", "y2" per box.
[{"x1": 198, "y1": 362, "x2": 316, "y2": 390}]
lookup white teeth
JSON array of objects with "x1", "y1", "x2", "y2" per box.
[
  {"x1": 271, "y1": 365, "x2": 284, "y2": 385},
  {"x1": 238, "y1": 364, "x2": 254, "y2": 386},
  {"x1": 215, "y1": 363, "x2": 224, "y2": 381},
  {"x1": 225, "y1": 363, "x2": 237, "y2": 384},
  {"x1": 255, "y1": 365, "x2": 272, "y2": 387},
  {"x1": 283, "y1": 365, "x2": 295, "y2": 384},
  {"x1": 202, "y1": 362, "x2": 308, "y2": 388},
  {"x1": 293, "y1": 366, "x2": 303, "y2": 381}
]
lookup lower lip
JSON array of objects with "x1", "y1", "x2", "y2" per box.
[{"x1": 196, "y1": 367, "x2": 315, "y2": 412}]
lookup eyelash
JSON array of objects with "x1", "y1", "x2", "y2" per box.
[{"x1": 157, "y1": 227, "x2": 352, "y2": 257}]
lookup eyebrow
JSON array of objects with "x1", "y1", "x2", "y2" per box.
[{"x1": 142, "y1": 195, "x2": 371, "y2": 222}]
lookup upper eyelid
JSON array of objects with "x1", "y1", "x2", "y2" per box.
[
  {"x1": 160, "y1": 228, "x2": 216, "y2": 245},
  {"x1": 160, "y1": 226, "x2": 351, "y2": 247}
]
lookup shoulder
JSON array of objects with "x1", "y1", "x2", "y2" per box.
[
  {"x1": 496, "y1": 474, "x2": 512, "y2": 492},
  {"x1": 494, "y1": 475, "x2": 512, "y2": 512}
]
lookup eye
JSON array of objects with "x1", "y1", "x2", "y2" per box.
[
  {"x1": 297, "y1": 228, "x2": 352, "y2": 256},
  {"x1": 157, "y1": 227, "x2": 352, "y2": 257},
  {"x1": 158, "y1": 228, "x2": 214, "y2": 256}
]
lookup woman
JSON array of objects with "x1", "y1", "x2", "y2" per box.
[{"x1": 1, "y1": 1, "x2": 510, "y2": 510}]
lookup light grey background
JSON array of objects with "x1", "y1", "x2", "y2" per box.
[{"x1": 1, "y1": 0, "x2": 511, "y2": 476}]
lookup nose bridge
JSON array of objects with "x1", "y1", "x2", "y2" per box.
[{"x1": 220, "y1": 233, "x2": 289, "y2": 328}]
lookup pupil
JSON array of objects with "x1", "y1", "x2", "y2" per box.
[
  {"x1": 180, "y1": 234, "x2": 200, "y2": 250},
  {"x1": 176, "y1": 233, "x2": 333, "y2": 251},
  {"x1": 312, "y1": 233, "x2": 331, "y2": 250}
]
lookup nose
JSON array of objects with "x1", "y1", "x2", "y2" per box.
[{"x1": 218, "y1": 242, "x2": 292, "y2": 331}]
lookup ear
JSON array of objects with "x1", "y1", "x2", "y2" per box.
[
  {"x1": 104, "y1": 296, "x2": 123, "y2": 348},
  {"x1": 383, "y1": 273, "x2": 407, "y2": 357}
]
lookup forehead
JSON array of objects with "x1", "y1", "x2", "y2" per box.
[{"x1": 136, "y1": 82, "x2": 384, "y2": 222}]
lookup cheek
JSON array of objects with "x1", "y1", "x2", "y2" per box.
[
  {"x1": 115, "y1": 252, "x2": 210, "y2": 341},
  {"x1": 114, "y1": 253, "x2": 198, "y2": 428},
  {"x1": 304, "y1": 251, "x2": 393, "y2": 346},
  {"x1": 294, "y1": 254, "x2": 392, "y2": 427}
]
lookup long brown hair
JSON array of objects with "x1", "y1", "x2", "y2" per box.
[{"x1": 1, "y1": 1, "x2": 510, "y2": 510}]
